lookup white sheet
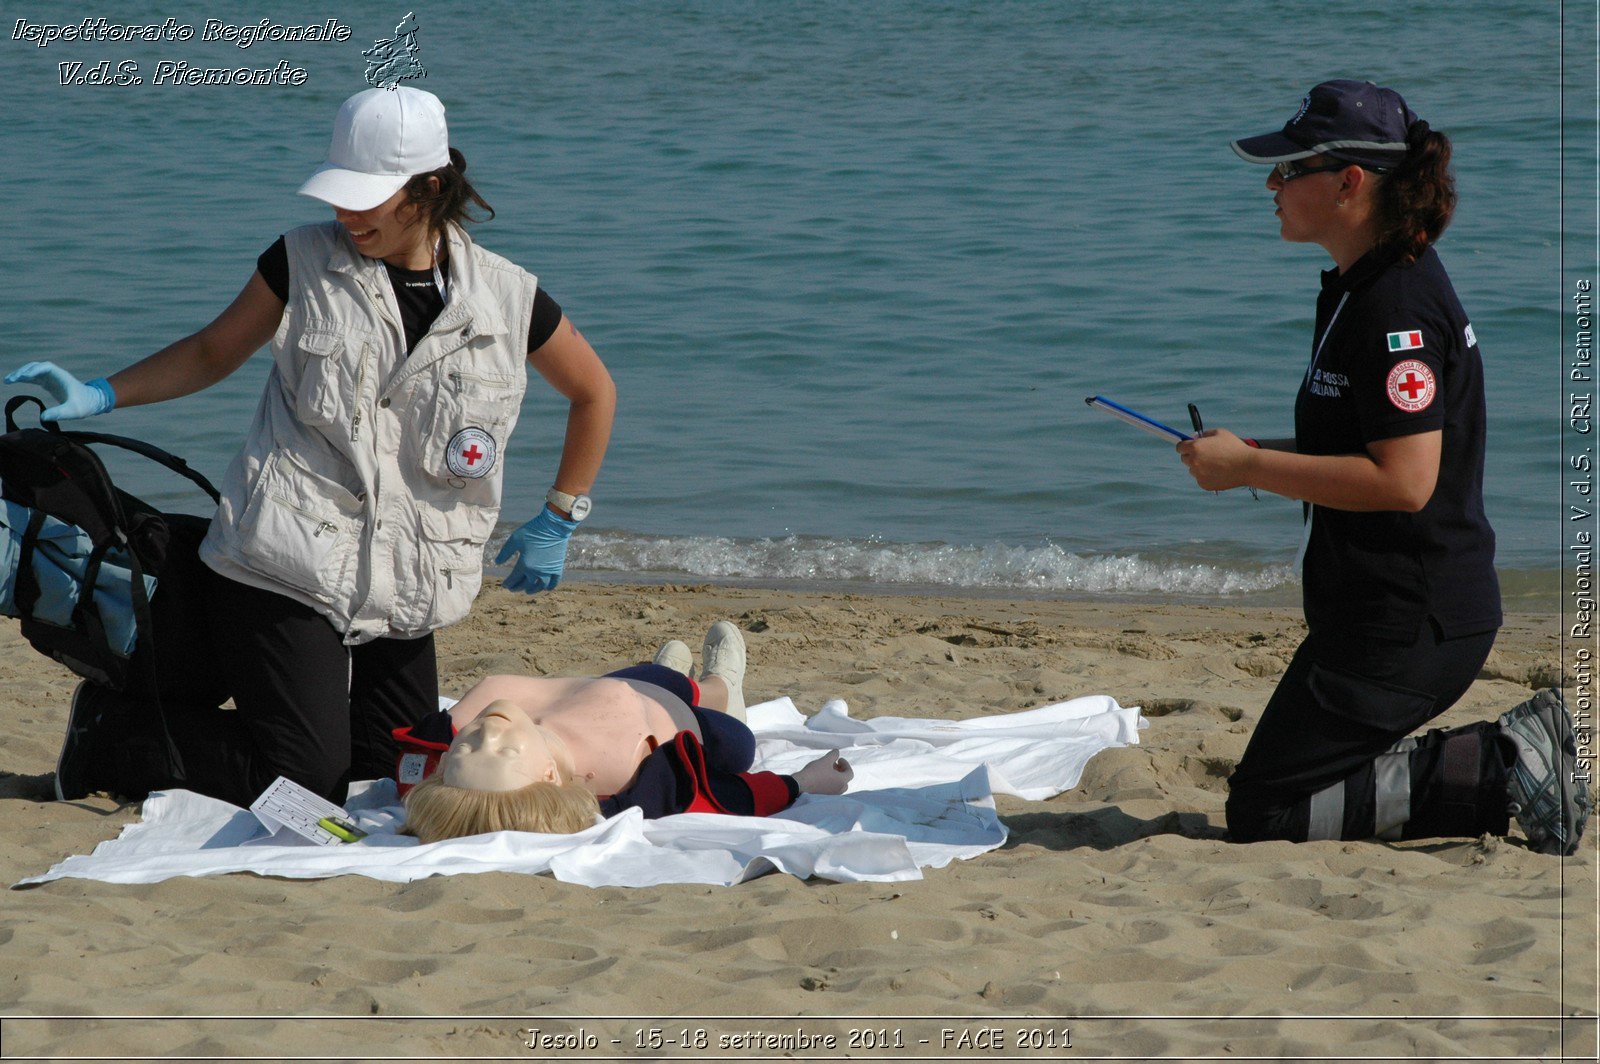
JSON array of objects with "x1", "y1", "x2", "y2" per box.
[{"x1": 17, "y1": 694, "x2": 1143, "y2": 888}]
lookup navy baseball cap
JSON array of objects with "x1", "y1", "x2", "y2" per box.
[{"x1": 1231, "y1": 80, "x2": 1419, "y2": 170}]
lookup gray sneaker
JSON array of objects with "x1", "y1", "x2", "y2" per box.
[{"x1": 1499, "y1": 689, "x2": 1591, "y2": 855}]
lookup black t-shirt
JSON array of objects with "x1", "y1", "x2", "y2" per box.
[
  {"x1": 256, "y1": 236, "x2": 564, "y2": 355},
  {"x1": 1295, "y1": 244, "x2": 1501, "y2": 640}
]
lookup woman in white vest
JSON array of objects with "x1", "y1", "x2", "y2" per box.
[{"x1": 10, "y1": 87, "x2": 616, "y2": 806}]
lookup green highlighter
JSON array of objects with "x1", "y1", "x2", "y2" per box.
[{"x1": 318, "y1": 816, "x2": 368, "y2": 843}]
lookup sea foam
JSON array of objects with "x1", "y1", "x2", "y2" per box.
[{"x1": 557, "y1": 529, "x2": 1297, "y2": 598}]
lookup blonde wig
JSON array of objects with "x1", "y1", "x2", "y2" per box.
[{"x1": 401, "y1": 774, "x2": 601, "y2": 844}]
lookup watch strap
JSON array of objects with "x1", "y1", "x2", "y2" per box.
[{"x1": 546, "y1": 488, "x2": 591, "y2": 520}]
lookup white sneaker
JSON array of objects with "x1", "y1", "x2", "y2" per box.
[
  {"x1": 652, "y1": 639, "x2": 693, "y2": 676},
  {"x1": 700, "y1": 621, "x2": 747, "y2": 720}
]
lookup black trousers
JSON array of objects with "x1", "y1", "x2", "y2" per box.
[
  {"x1": 100, "y1": 543, "x2": 437, "y2": 807},
  {"x1": 1225, "y1": 620, "x2": 1506, "y2": 843}
]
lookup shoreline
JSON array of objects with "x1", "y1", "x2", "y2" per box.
[{"x1": 559, "y1": 564, "x2": 1565, "y2": 616}]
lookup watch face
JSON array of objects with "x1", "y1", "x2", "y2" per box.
[{"x1": 568, "y1": 494, "x2": 593, "y2": 521}]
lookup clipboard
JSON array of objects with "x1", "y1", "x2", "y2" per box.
[
  {"x1": 250, "y1": 776, "x2": 367, "y2": 845},
  {"x1": 1084, "y1": 395, "x2": 1195, "y2": 443}
]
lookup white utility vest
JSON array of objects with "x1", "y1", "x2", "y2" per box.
[{"x1": 200, "y1": 221, "x2": 536, "y2": 644}]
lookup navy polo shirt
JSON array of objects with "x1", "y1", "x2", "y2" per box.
[{"x1": 1295, "y1": 244, "x2": 1501, "y2": 640}]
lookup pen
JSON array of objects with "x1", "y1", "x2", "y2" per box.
[
  {"x1": 1189, "y1": 402, "x2": 1260, "y2": 500},
  {"x1": 1189, "y1": 403, "x2": 1219, "y2": 496}
]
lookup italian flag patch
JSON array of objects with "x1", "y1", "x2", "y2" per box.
[{"x1": 1387, "y1": 329, "x2": 1423, "y2": 352}]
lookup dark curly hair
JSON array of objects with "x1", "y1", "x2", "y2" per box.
[
  {"x1": 1371, "y1": 121, "x2": 1456, "y2": 264},
  {"x1": 403, "y1": 147, "x2": 496, "y2": 233}
]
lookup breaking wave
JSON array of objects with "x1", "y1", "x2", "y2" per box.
[{"x1": 559, "y1": 530, "x2": 1298, "y2": 597}]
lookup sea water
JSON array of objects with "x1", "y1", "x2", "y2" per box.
[{"x1": 5, "y1": 1, "x2": 1569, "y2": 608}]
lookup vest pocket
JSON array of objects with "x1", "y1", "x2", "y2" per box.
[
  {"x1": 418, "y1": 383, "x2": 517, "y2": 491},
  {"x1": 294, "y1": 329, "x2": 347, "y2": 427},
  {"x1": 410, "y1": 506, "x2": 495, "y2": 629},
  {"x1": 236, "y1": 451, "x2": 364, "y2": 595},
  {"x1": 419, "y1": 501, "x2": 498, "y2": 544}
]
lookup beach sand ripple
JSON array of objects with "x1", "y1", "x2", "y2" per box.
[{"x1": 0, "y1": 584, "x2": 1591, "y2": 1059}]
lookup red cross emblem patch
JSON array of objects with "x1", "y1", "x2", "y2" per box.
[
  {"x1": 445, "y1": 426, "x2": 497, "y2": 479},
  {"x1": 1386, "y1": 360, "x2": 1436, "y2": 413}
]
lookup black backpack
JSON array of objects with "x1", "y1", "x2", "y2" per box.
[{"x1": 0, "y1": 395, "x2": 220, "y2": 691}]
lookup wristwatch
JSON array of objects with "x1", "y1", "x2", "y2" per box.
[{"x1": 546, "y1": 488, "x2": 592, "y2": 522}]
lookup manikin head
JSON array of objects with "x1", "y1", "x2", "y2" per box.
[{"x1": 400, "y1": 701, "x2": 600, "y2": 843}]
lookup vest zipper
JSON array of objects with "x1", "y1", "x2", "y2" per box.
[
  {"x1": 449, "y1": 369, "x2": 512, "y2": 395},
  {"x1": 270, "y1": 492, "x2": 341, "y2": 538},
  {"x1": 350, "y1": 344, "x2": 371, "y2": 442}
]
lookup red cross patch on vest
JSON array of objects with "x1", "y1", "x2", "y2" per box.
[{"x1": 445, "y1": 427, "x2": 497, "y2": 479}]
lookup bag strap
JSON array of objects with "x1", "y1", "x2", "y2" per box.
[
  {"x1": 81, "y1": 530, "x2": 185, "y2": 784},
  {"x1": 71, "y1": 539, "x2": 114, "y2": 667},
  {"x1": 58, "y1": 430, "x2": 220, "y2": 505},
  {"x1": 13, "y1": 507, "x2": 46, "y2": 619},
  {"x1": 5, "y1": 396, "x2": 221, "y2": 504},
  {"x1": 6, "y1": 395, "x2": 46, "y2": 433}
]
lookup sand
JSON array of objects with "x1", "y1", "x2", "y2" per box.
[{"x1": 0, "y1": 581, "x2": 1593, "y2": 1061}]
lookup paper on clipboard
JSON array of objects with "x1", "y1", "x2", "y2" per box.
[
  {"x1": 250, "y1": 776, "x2": 362, "y2": 846},
  {"x1": 1084, "y1": 396, "x2": 1195, "y2": 443}
]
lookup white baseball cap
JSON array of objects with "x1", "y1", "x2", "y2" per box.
[{"x1": 298, "y1": 87, "x2": 450, "y2": 211}]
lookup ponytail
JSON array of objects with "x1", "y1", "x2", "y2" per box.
[
  {"x1": 1373, "y1": 120, "x2": 1456, "y2": 264},
  {"x1": 403, "y1": 147, "x2": 496, "y2": 235}
]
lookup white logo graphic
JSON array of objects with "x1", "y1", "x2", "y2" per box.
[
  {"x1": 364, "y1": 11, "x2": 426, "y2": 89},
  {"x1": 1386, "y1": 360, "x2": 1436, "y2": 413},
  {"x1": 445, "y1": 427, "x2": 497, "y2": 479},
  {"x1": 398, "y1": 752, "x2": 429, "y2": 784},
  {"x1": 1464, "y1": 322, "x2": 1476, "y2": 347}
]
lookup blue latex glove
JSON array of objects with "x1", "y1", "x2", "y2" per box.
[
  {"x1": 495, "y1": 506, "x2": 579, "y2": 594},
  {"x1": 5, "y1": 362, "x2": 116, "y2": 422}
]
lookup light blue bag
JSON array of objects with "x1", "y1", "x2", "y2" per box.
[{"x1": 0, "y1": 498, "x2": 155, "y2": 658}]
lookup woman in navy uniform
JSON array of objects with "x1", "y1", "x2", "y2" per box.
[{"x1": 1178, "y1": 80, "x2": 1586, "y2": 853}]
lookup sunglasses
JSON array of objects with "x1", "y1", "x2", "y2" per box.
[
  {"x1": 1273, "y1": 159, "x2": 1393, "y2": 183},
  {"x1": 1272, "y1": 159, "x2": 1349, "y2": 183}
]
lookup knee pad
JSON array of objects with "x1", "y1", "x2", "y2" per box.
[{"x1": 1406, "y1": 722, "x2": 1510, "y2": 838}]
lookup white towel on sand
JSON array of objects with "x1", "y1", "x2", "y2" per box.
[{"x1": 18, "y1": 695, "x2": 1143, "y2": 888}]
